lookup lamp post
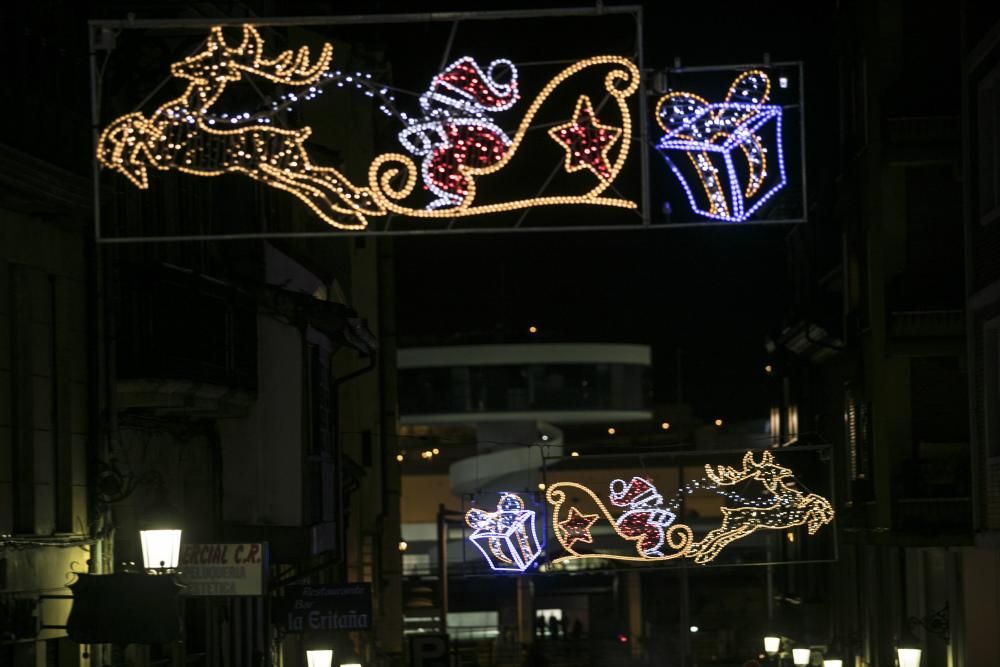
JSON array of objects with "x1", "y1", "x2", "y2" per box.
[
  {"x1": 305, "y1": 649, "x2": 333, "y2": 667},
  {"x1": 139, "y1": 489, "x2": 183, "y2": 572}
]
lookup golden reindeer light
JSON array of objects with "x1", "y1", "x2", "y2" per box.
[
  {"x1": 691, "y1": 450, "x2": 834, "y2": 564},
  {"x1": 96, "y1": 25, "x2": 384, "y2": 229}
]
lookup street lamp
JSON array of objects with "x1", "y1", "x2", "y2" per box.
[
  {"x1": 792, "y1": 647, "x2": 810, "y2": 665},
  {"x1": 822, "y1": 660, "x2": 843, "y2": 667},
  {"x1": 139, "y1": 489, "x2": 182, "y2": 572},
  {"x1": 896, "y1": 647, "x2": 922, "y2": 667},
  {"x1": 763, "y1": 635, "x2": 782, "y2": 656},
  {"x1": 896, "y1": 629, "x2": 922, "y2": 667},
  {"x1": 306, "y1": 649, "x2": 333, "y2": 667}
]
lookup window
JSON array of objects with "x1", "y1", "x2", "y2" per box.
[
  {"x1": 978, "y1": 64, "x2": 1000, "y2": 223},
  {"x1": 447, "y1": 611, "x2": 499, "y2": 640},
  {"x1": 985, "y1": 319, "x2": 1000, "y2": 459},
  {"x1": 402, "y1": 553, "x2": 430, "y2": 575}
]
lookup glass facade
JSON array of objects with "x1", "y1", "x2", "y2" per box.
[{"x1": 399, "y1": 362, "x2": 651, "y2": 417}]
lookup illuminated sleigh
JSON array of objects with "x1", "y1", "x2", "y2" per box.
[
  {"x1": 370, "y1": 56, "x2": 640, "y2": 218},
  {"x1": 546, "y1": 481, "x2": 695, "y2": 564}
]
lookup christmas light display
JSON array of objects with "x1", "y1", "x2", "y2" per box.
[
  {"x1": 547, "y1": 481, "x2": 694, "y2": 564},
  {"x1": 655, "y1": 70, "x2": 787, "y2": 222},
  {"x1": 548, "y1": 96, "x2": 622, "y2": 181},
  {"x1": 609, "y1": 476, "x2": 676, "y2": 557},
  {"x1": 545, "y1": 450, "x2": 833, "y2": 565},
  {"x1": 96, "y1": 25, "x2": 386, "y2": 229},
  {"x1": 99, "y1": 25, "x2": 639, "y2": 230},
  {"x1": 398, "y1": 57, "x2": 520, "y2": 209},
  {"x1": 465, "y1": 493, "x2": 543, "y2": 572},
  {"x1": 690, "y1": 450, "x2": 833, "y2": 564},
  {"x1": 368, "y1": 56, "x2": 639, "y2": 218}
]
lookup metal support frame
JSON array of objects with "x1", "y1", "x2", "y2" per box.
[
  {"x1": 88, "y1": 8, "x2": 808, "y2": 242},
  {"x1": 88, "y1": 6, "x2": 652, "y2": 242}
]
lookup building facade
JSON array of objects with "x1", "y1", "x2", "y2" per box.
[{"x1": 960, "y1": 1, "x2": 1000, "y2": 663}]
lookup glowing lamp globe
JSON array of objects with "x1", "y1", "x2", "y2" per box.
[
  {"x1": 763, "y1": 636, "x2": 781, "y2": 655},
  {"x1": 896, "y1": 647, "x2": 921, "y2": 667},
  {"x1": 792, "y1": 648, "x2": 811, "y2": 665},
  {"x1": 139, "y1": 490, "x2": 183, "y2": 571},
  {"x1": 306, "y1": 649, "x2": 333, "y2": 667},
  {"x1": 140, "y1": 529, "x2": 182, "y2": 571}
]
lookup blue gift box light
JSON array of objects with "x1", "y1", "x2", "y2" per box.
[
  {"x1": 465, "y1": 493, "x2": 543, "y2": 573},
  {"x1": 655, "y1": 70, "x2": 788, "y2": 223}
]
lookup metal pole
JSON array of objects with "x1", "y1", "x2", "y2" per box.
[
  {"x1": 437, "y1": 503, "x2": 449, "y2": 634},
  {"x1": 635, "y1": 5, "x2": 652, "y2": 228},
  {"x1": 678, "y1": 465, "x2": 691, "y2": 667},
  {"x1": 797, "y1": 61, "x2": 809, "y2": 223},
  {"x1": 95, "y1": 216, "x2": 810, "y2": 244},
  {"x1": 89, "y1": 6, "x2": 644, "y2": 30}
]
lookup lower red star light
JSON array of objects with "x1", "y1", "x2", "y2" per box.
[
  {"x1": 559, "y1": 506, "x2": 600, "y2": 547},
  {"x1": 548, "y1": 95, "x2": 623, "y2": 181}
]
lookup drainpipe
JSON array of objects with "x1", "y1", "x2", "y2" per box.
[{"x1": 330, "y1": 351, "x2": 377, "y2": 578}]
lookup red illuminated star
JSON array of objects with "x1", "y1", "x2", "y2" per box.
[
  {"x1": 548, "y1": 95, "x2": 622, "y2": 181},
  {"x1": 559, "y1": 506, "x2": 600, "y2": 548}
]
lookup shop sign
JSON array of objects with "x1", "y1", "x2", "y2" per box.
[
  {"x1": 178, "y1": 543, "x2": 267, "y2": 596},
  {"x1": 278, "y1": 584, "x2": 372, "y2": 632}
]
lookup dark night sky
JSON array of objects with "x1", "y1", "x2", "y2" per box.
[{"x1": 391, "y1": 1, "x2": 838, "y2": 422}]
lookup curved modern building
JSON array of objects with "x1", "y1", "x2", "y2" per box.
[{"x1": 398, "y1": 343, "x2": 653, "y2": 494}]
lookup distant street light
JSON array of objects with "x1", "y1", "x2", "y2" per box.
[
  {"x1": 689, "y1": 625, "x2": 699, "y2": 633},
  {"x1": 792, "y1": 648, "x2": 810, "y2": 665},
  {"x1": 398, "y1": 541, "x2": 408, "y2": 552},
  {"x1": 763, "y1": 636, "x2": 781, "y2": 656},
  {"x1": 660, "y1": 421, "x2": 671, "y2": 430},
  {"x1": 607, "y1": 427, "x2": 616, "y2": 435},
  {"x1": 714, "y1": 418, "x2": 724, "y2": 427},
  {"x1": 823, "y1": 660, "x2": 843, "y2": 667}
]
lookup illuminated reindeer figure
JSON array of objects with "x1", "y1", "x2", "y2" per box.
[
  {"x1": 692, "y1": 450, "x2": 834, "y2": 564},
  {"x1": 96, "y1": 25, "x2": 384, "y2": 229}
]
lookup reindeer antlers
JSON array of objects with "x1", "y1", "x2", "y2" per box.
[
  {"x1": 188, "y1": 26, "x2": 334, "y2": 87},
  {"x1": 703, "y1": 450, "x2": 779, "y2": 485},
  {"x1": 704, "y1": 463, "x2": 745, "y2": 486},
  {"x1": 225, "y1": 25, "x2": 333, "y2": 86},
  {"x1": 256, "y1": 42, "x2": 333, "y2": 85}
]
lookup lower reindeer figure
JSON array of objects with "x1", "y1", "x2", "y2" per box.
[{"x1": 691, "y1": 450, "x2": 834, "y2": 564}]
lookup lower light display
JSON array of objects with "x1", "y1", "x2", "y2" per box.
[
  {"x1": 465, "y1": 451, "x2": 833, "y2": 572},
  {"x1": 465, "y1": 493, "x2": 544, "y2": 572}
]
